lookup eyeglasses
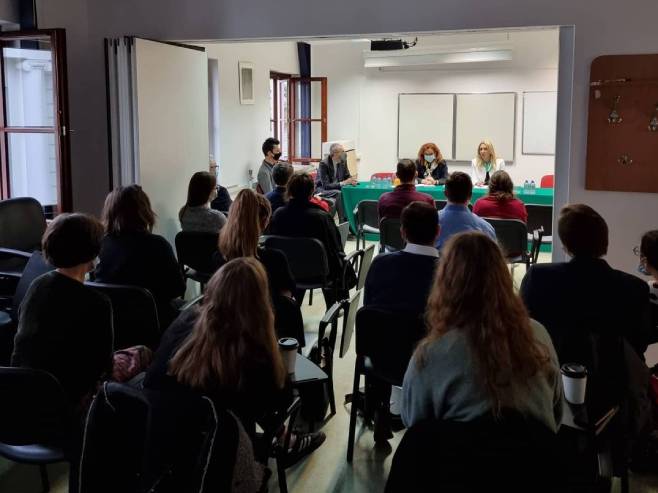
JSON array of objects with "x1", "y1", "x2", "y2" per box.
[{"x1": 633, "y1": 246, "x2": 641, "y2": 256}]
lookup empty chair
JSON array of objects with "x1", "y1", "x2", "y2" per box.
[
  {"x1": 344, "y1": 244, "x2": 375, "y2": 292},
  {"x1": 174, "y1": 231, "x2": 219, "y2": 288},
  {"x1": 540, "y1": 174, "x2": 554, "y2": 188},
  {"x1": 337, "y1": 221, "x2": 350, "y2": 250},
  {"x1": 85, "y1": 281, "x2": 161, "y2": 349},
  {"x1": 346, "y1": 308, "x2": 425, "y2": 462},
  {"x1": 0, "y1": 197, "x2": 47, "y2": 276},
  {"x1": 526, "y1": 204, "x2": 553, "y2": 244},
  {"x1": 0, "y1": 367, "x2": 72, "y2": 493},
  {"x1": 379, "y1": 217, "x2": 405, "y2": 253},
  {"x1": 370, "y1": 172, "x2": 395, "y2": 180},
  {"x1": 354, "y1": 200, "x2": 379, "y2": 250},
  {"x1": 483, "y1": 218, "x2": 531, "y2": 268},
  {"x1": 79, "y1": 382, "x2": 151, "y2": 493}
]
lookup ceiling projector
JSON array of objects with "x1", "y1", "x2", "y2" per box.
[{"x1": 370, "y1": 38, "x2": 418, "y2": 51}]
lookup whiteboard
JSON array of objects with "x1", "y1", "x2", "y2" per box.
[
  {"x1": 522, "y1": 91, "x2": 557, "y2": 155},
  {"x1": 455, "y1": 93, "x2": 515, "y2": 162},
  {"x1": 398, "y1": 94, "x2": 454, "y2": 160}
]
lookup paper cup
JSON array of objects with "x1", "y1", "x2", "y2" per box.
[
  {"x1": 278, "y1": 337, "x2": 298, "y2": 374},
  {"x1": 389, "y1": 386, "x2": 403, "y2": 416},
  {"x1": 561, "y1": 363, "x2": 587, "y2": 405}
]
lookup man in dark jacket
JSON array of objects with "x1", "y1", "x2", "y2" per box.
[{"x1": 316, "y1": 143, "x2": 357, "y2": 222}]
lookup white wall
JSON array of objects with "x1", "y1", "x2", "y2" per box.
[
  {"x1": 201, "y1": 41, "x2": 298, "y2": 188},
  {"x1": 311, "y1": 32, "x2": 558, "y2": 185}
]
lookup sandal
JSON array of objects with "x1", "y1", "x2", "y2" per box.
[{"x1": 282, "y1": 431, "x2": 326, "y2": 468}]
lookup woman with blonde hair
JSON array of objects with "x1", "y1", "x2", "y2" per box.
[
  {"x1": 471, "y1": 140, "x2": 505, "y2": 186},
  {"x1": 415, "y1": 142, "x2": 449, "y2": 185},
  {"x1": 402, "y1": 232, "x2": 562, "y2": 432}
]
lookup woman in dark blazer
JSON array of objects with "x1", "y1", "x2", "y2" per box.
[{"x1": 415, "y1": 142, "x2": 449, "y2": 185}]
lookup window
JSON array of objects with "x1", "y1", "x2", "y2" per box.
[
  {"x1": 270, "y1": 71, "x2": 290, "y2": 161},
  {"x1": 0, "y1": 29, "x2": 71, "y2": 215}
]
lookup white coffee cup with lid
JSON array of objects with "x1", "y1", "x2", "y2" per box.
[
  {"x1": 560, "y1": 363, "x2": 587, "y2": 405},
  {"x1": 278, "y1": 337, "x2": 298, "y2": 374}
]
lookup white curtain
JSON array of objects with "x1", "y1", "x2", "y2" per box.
[{"x1": 105, "y1": 36, "x2": 140, "y2": 187}]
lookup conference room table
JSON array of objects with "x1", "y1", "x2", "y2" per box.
[{"x1": 341, "y1": 182, "x2": 554, "y2": 243}]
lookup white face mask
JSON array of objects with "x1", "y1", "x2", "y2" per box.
[{"x1": 424, "y1": 154, "x2": 435, "y2": 162}]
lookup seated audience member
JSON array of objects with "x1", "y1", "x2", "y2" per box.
[
  {"x1": 258, "y1": 137, "x2": 281, "y2": 194},
  {"x1": 521, "y1": 204, "x2": 652, "y2": 359},
  {"x1": 179, "y1": 171, "x2": 227, "y2": 233},
  {"x1": 402, "y1": 232, "x2": 562, "y2": 432},
  {"x1": 316, "y1": 143, "x2": 357, "y2": 222},
  {"x1": 144, "y1": 258, "x2": 324, "y2": 465},
  {"x1": 638, "y1": 230, "x2": 658, "y2": 343},
  {"x1": 95, "y1": 185, "x2": 186, "y2": 329},
  {"x1": 415, "y1": 142, "x2": 449, "y2": 185},
  {"x1": 266, "y1": 162, "x2": 294, "y2": 213},
  {"x1": 365, "y1": 201, "x2": 439, "y2": 313},
  {"x1": 270, "y1": 172, "x2": 357, "y2": 308},
  {"x1": 435, "y1": 172, "x2": 496, "y2": 250},
  {"x1": 12, "y1": 213, "x2": 113, "y2": 408},
  {"x1": 378, "y1": 159, "x2": 435, "y2": 220},
  {"x1": 215, "y1": 189, "x2": 304, "y2": 344},
  {"x1": 473, "y1": 170, "x2": 528, "y2": 223}
]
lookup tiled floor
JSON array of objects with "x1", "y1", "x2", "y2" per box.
[{"x1": 2, "y1": 242, "x2": 658, "y2": 492}]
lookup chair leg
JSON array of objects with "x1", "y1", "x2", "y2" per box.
[
  {"x1": 327, "y1": 374, "x2": 336, "y2": 416},
  {"x1": 309, "y1": 289, "x2": 313, "y2": 306},
  {"x1": 347, "y1": 366, "x2": 361, "y2": 463},
  {"x1": 39, "y1": 464, "x2": 50, "y2": 493},
  {"x1": 277, "y1": 456, "x2": 288, "y2": 493}
]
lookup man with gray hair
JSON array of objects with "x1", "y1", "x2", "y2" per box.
[{"x1": 316, "y1": 143, "x2": 357, "y2": 222}]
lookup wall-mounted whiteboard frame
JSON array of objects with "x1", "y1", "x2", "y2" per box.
[
  {"x1": 455, "y1": 92, "x2": 516, "y2": 164},
  {"x1": 522, "y1": 91, "x2": 557, "y2": 156},
  {"x1": 397, "y1": 93, "x2": 455, "y2": 160}
]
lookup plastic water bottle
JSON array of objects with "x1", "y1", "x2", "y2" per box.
[
  {"x1": 385, "y1": 177, "x2": 392, "y2": 188},
  {"x1": 523, "y1": 180, "x2": 529, "y2": 193},
  {"x1": 530, "y1": 180, "x2": 536, "y2": 194},
  {"x1": 369, "y1": 176, "x2": 375, "y2": 189}
]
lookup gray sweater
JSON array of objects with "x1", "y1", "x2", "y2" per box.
[
  {"x1": 180, "y1": 206, "x2": 226, "y2": 233},
  {"x1": 402, "y1": 319, "x2": 563, "y2": 432}
]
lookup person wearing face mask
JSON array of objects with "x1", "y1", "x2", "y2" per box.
[
  {"x1": 258, "y1": 137, "x2": 283, "y2": 194},
  {"x1": 637, "y1": 230, "x2": 658, "y2": 343},
  {"x1": 471, "y1": 140, "x2": 505, "y2": 186},
  {"x1": 316, "y1": 143, "x2": 357, "y2": 222},
  {"x1": 415, "y1": 143, "x2": 448, "y2": 185}
]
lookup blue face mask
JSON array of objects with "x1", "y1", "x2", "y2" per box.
[
  {"x1": 638, "y1": 262, "x2": 650, "y2": 276},
  {"x1": 424, "y1": 154, "x2": 435, "y2": 163}
]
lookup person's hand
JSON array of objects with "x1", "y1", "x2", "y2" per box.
[{"x1": 421, "y1": 177, "x2": 435, "y2": 185}]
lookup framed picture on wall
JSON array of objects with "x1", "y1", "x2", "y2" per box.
[{"x1": 239, "y1": 61, "x2": 255, "y2": 105}]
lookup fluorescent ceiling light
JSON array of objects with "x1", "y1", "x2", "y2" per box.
[{"x1": 363, "y1": 49, "x2": 512, "y2": 68}]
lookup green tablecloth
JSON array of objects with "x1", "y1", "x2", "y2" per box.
[{"x1": 341, "y1": 183, "x2": 554, "y2": 248}]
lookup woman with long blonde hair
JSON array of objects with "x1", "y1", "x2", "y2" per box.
[
  {"x1": 401, "y1": 232, "x2": 562, "y2": 431},
  {"x1": 471, "y1": 140, "x2": 505, "y2": 186}
]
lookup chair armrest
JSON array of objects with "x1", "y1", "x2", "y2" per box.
[
  {"x1": 179, "y1": 295, "x2": 204, "y2": 312},
  {"x1": 0, "y1": 248, "x2": 32, "y2": 260}
]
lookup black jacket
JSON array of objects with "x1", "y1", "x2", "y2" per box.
[
  {"x1": 317, "y1": 157, "x2": 351, "y2": 191},
  {"x1": 415, "y1": 159, "x2": 449, "y2": 183},
  {"x1": 520, "y1": 257, "x2": 652, "y2": 359},
  {"x1": 210, "y1": 185, "x2": 232, "y2": 213}
]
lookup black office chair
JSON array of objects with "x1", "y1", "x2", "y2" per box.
[
  {"x1": 355, "y1": 200, "x2": 379, "y2": 250},
  {"x1": 344, "y1": 243, "x2": 375, "y2": 292},
  {"x1": 337, "y1": 221, "x2": 350, "y2": 250},
  {"x1": 85, "y1": 281, "x2": 161, "y2": 350},
  {"x1": 379, "y1": 217, "x2": 405, "y2": 253},
  {"x1": 0, "y1": 197, "x2": 47, "y2": 276},
  {"x1": 526, "y1": 204, "x2": 553, "y2": 245},
  {"x1": 346, "y1": 308, "x2": 425, "y2": 462},
  {"x1": 0, "y1": 367, "x2": 71, "y2": 493},
  {"x1": 174, "y1": 231, "x2": 219, "y2": 289},
  {"x1": 386, "y1": 412, "x2": 564, "y2": 493},
  {"x1": 79, "y1": 382, "x2": 151, "y2": 493},
  {"x1": 484, "y1": 218, "x2": 531, "y2": 269},
  {"x1": 0, "y1": 252, "x2": 54, "y2": 364}
]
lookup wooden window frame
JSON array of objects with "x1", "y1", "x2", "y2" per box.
[{"x1": 289, "y1": 77, "x2": 327, "y2": 164}]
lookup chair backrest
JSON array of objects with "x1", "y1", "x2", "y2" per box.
[
  {"x1": 174, "y1": 231, "x2": 219, "y2": 275},
  {"x1": 370, "y1": 172, "x2": 395, "y2": 180},
  {"x1": 79, "y1": 382, "x2": 151, "y2": 493},
  {"x1": 12, "y1": 251, "x2": 54, "y2": 317},
  {"x1": 357, "y1": 244, "x2": 375, "y2": 291},
  {"x1": 356, "y1": 200, "x2": 379, "y2": 231},
  {"x1": 0, "y1": 367, "x2": 70, "y2": 446},
  {"x1": 385, "y1": 411, "x2": 563, "y2": 493},
  {"x1": 262, "y1": 236, "x2": 330, "y2": 285},
  {"x1": 337, "y1": 221, "x2": 349, "y2": 249},
  {"x1": 85, "y1": 281, "x2": 160, "y2": 349},
  {"x1": 526, "y1": 204, "x2": 553, "y2": 237},
  {"x1": 339, "y1": 289, "x2": 362, "y2": 358},
  {"x1": 434, "y1": 200, "x2": 447, "y2": 211},
  {"x1": 483, "y1": 218, "x2": 528, "y2": 258},
  {"x1": 540, "y1": 174, "x2": 554, "y2": 188},
  {"x1": 379, "y1": 217, "x2": 405, "y2": 252},
  {"x1": 355, "y1": 307, "x2": 425, "y2": 386},
  {"x1": 0, "y1": 197, "x2": 46, "y2": 252}
]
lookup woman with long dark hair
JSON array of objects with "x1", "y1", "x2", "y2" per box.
[
  {"x1": 179, "y1": 171, "x2": 226, "y2": 233},
  {"x1": 402, "y1": 232, "x2": 562, "y2": 431},
  {"x1": 473, "y1": 170, "x2": 527, "y2": 222}
]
